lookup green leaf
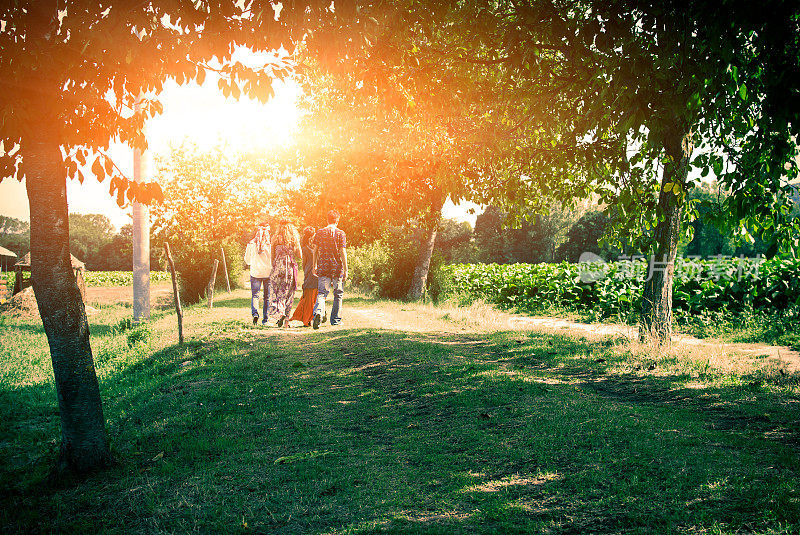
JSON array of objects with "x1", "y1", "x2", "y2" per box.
[{"x1": 712, "y1": 157, "x2": 723, "y2": 177}]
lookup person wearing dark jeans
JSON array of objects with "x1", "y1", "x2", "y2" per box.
[
  {"x1": 244, "y1": 222, "x2": 272, "y2": 325},
  {"x1": 312, "y1": 210, "x2": 347, "y2": 329}
]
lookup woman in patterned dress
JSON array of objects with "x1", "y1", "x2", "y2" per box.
[{"x1": 267, "y1": 219, "x2": 301, "y2": 327}]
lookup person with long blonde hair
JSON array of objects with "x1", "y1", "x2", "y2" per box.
[{"x1": 267, "y1": 218, "x2": 301, "y2": 326}]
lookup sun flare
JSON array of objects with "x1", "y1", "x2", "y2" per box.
[{"x1": 146, "y1": 76, "x2": 303, "y2": 156}]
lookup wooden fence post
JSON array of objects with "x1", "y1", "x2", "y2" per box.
[
  {"x1": 220, "y1": 246, "x2": 231, "y2": 293},
  {"x1": 207, "y1": 259, "x2": 219, "y2": 309},
  {"x1": 164, "y1": 242, "x2": 184, "y2": 345}
]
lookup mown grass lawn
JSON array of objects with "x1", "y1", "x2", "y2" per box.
[{"x1": 1, "y1": 292, "x2": 799, "y2": 534}]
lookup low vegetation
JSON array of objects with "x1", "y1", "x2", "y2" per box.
[
  {"x1": 84, "y1": 271, "x2": 172, "y2": 287},
  {"x1": 1, "y1": 289, "x2": 799, "y2": 533},
  {"x1": 435, "y1": 257, "x2": 800, "y2": 348}
]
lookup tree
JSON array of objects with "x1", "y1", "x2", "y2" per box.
[
  {"x1": 472, "y1": 204, "x2": 581, "y2": 265},
  {"x1": 556, "y1": 211, "x2": 615, "y2": 263},
  {"x1": 285, "y1": 74, "x2": 457, "y2": 299},
  {"x1": 97, "y1": 224, "x2": 134, "y2": 271},
  {"x1": 0, "y1": 215, "x2": 29, "y2": 235},
  {"x1": 93, "y1": 223, "x2": 162, "y2": 271},
  {"x1": 473, "y1": 206, "x2": 513, "y2": 264},
  {"x1": 393, "y1": 0, "x2": 800, "y2": 343},
  {"x1": 288, "y1": 1, "x2": 563, "y2": 300},
  {"x1": 68, "y1": 214, "x2": 115, "y2": 270},
  {"x1": 288, "y1": 0, "x2": 799, "y2": 335},
  {"x1": 0, "y1": 0, "x2": 325, "y2": 475},
  {"x1": 435, "y1": 218, "x2": 475, "y2": 264},
  {"x1": 0, "y1": 216, "x2": 30, "y2": 257},
  {"x1": 151, "y1": 144, "x2": 282, "y2": 303}
]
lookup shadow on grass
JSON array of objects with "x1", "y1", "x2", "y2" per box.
[
  {"x1": 0, "y1": 322, "x2": 46, "y2": 336},
  {"x1": 212, "y1": 293, "x2": 384, "y2": 310},
  {"x1": 2, "y1": 328, "x2": 800, "y2": 533}
]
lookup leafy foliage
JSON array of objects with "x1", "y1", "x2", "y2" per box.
[
  {"x1": 434, "y1": 219, "x2": 476, "y2": 265},
  {"x1": 0, "y1": 0, "x2": 337, "y2": 475},
  {"x1": 473, "y1": 204, "x2": 583, "y2": 265},
  {"x1": 0, "y1": 216, "x2": 29, "y2": 258},
  {"x1": 438, "y1": 257, "x2": 800, "y2": 322},
  {"x1": 83, "y1": 271, "x2": 170, "y2": 287},
  {"x1": 555, "y1": 211, "x2": 617, "y2": 263},
  {"x1": 0, "y1": 1, "x2": 305, "y2": 202},
  {"x1": 150, "y1": 145, "x2": 283, "y2": 303},
  {"x1": 348, "y1": 225, "x2": 429, "y2": 300},
  {"x1": 68, "y1": 214, "x2": 116, "y2": 270}
]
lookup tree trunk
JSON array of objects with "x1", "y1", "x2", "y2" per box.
[
  {"x1": 24, "y1": 135, "x2": 112, "y2": 476},
  {"x1": 639, "y1": 130, "x2": 692, "y2": 344},
  {"x1": 407, "y1": 195, "x2": 445, "y2": 301}
]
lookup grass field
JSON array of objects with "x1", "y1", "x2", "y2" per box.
[{"x1": 1, "y1": 289, "x2": 799, "y2": 533}]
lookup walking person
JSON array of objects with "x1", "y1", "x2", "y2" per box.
[
  {"x1": 267, "y1": 218, "x2": 301, "y2": 327},
  {"x1": 312, "y1": 210, "x2": 347, "y2": 329},
  {"x1": 289, "y1": 226, "x2": 318, "y2": 327},
  {"x1": 244, "y1": 222, "x2": 271, "y2": 325}
]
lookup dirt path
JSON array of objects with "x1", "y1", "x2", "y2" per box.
[
  {"x1": 229, "y1": 291, "x2": 800, "y2": 374},
  {"x1": 507, "y1": 314, "x2": 800, "y2": 373},
  {"x1": 83, "y1": 284, "x2": 799, "y2": 374},
  {"x1": 86, "y1": 282, "x2": 173, "y2": 308}
]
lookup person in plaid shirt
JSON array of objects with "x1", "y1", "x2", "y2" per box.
[{"x1": 312, "y1": 210, "x2": 347, "y2": 328}]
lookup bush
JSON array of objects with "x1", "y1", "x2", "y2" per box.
[
  {"x1": 348, "y1": 227, "x2": 424, "y2": 300},
  {"x1": 348, "y1": 241, "x2": 393, "y2": 295},
  {"x1": 2, "y1": 271, "x2": 14, "y2": 291},
  {"x1": 174, "y1": 239, "x2": 243, "y2": 304}
]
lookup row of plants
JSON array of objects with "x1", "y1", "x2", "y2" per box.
[
  {"x1": 83, "y1": 271, "x2": 171, "y2": 287},
  {"x1": 433, "y1": 256, "x2": 800, "y2": 320}
]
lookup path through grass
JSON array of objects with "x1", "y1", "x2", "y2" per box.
[{"x1": 1, "y1": 291, "x2": 799, "y2": 533}]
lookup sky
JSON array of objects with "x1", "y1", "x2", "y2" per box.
[
  {"x1": 0, "y1": 73, "x2": 479, "y2": 231},
  {"x1": 0, "y1": 72, "x2": 304, "y2": 230}
]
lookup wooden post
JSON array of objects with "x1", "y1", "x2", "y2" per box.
[
  {"x1": 164, "y1": 242, "x2": 184, "y2": 345},
  {"x1": 207, "y1": 259, "x2": 219, "y2": 309},
  {"x1": 13, "y1": 266, "x2": 21, "y2": 295},
  {"x1": 220, "y1": 246, "x2": 231, "y2": 293}
]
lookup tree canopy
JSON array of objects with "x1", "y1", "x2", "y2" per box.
[{"x1": 318, "y1": 0, "x2": 800, "y2": 340}]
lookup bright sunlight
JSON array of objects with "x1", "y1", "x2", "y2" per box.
[
  {"x1": 147, "y1": 79, "x2": 303, "y2": 155},
  {"x1": 0, "y1": 54, "x2": 304, "y2": 228}
]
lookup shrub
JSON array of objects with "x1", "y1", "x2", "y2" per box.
[
  {"x1": 348, "y1": 226, "x2": 425, "y2": 300},
  {"x1": 126, "y1": 322, "x2": 152, "y2": 346},
  {"x1": 348, "y1": 241, "x2": 392, "y2": 295},
  {"x1": 173, "y1": 238, "x2": 242, "y2": 304}
]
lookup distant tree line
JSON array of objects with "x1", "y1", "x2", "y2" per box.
[
  {"x1": 0, "y1": 214, "x2": 159, "y2": 271},
  {"x1": 434, "y1": 185, "x2": 774, "y2": 268}
]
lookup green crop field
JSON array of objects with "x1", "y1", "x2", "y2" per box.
[
  {"x1": 84, "y1": 271, "x2": 171, "y2": 287},
  {"x1": 435, "y1": 257, "x2": 800, "y2": 347}
]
